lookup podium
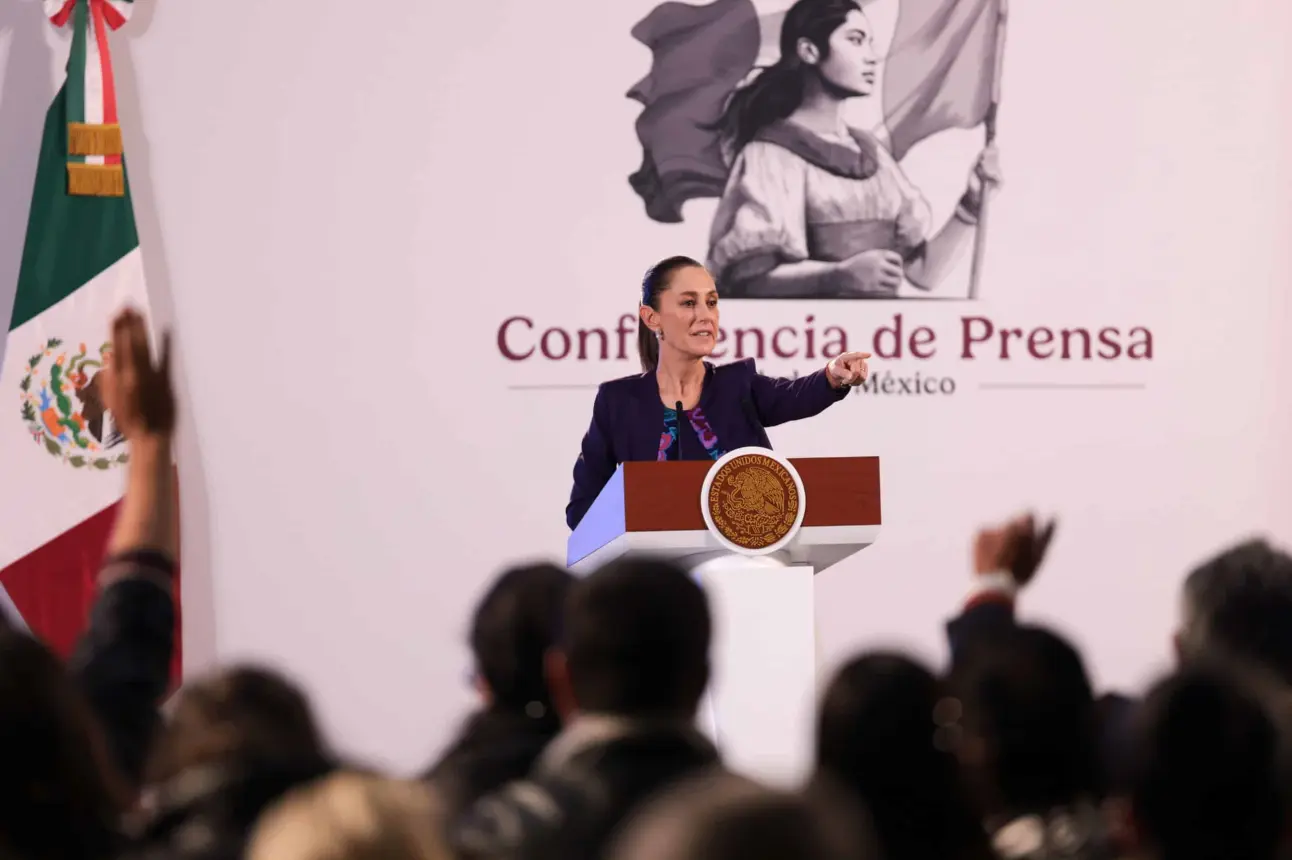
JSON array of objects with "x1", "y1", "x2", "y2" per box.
[{"x1": 566, "y1": 450, "x2": 881, "y2": 785}]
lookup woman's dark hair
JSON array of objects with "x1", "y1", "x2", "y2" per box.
[
  {"x1": 1130, "y1": 667, "x2": 1283, "y2": 860},
  {"x1": 145, "y1": 665, "x2": 328, "y2": 787},
  {"x1": 470, "y1": 562, "x2": 574, "y2": 729},
  {"x1": 638, "y1": 255, "x2": 705, "y2": 373},
  {"x1": 0, "y1": 630, "x2": 128, "y2": 860},
  {"x1": 716, "y1": 0, "x2": 863, "y2": 153},
  {"x1": 563, "y1": 556, "x2": 711, "y2": 717},
  {"x1": 419, "y1": 564, "x2": 574, "y2": 820},
  {"x1": 816, "y1": 653, "x2": 995, "y2": 860}
]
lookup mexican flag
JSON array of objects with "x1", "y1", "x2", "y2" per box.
[{"x1": 0, "y1": 0, "x2": 179, "y2": 675}]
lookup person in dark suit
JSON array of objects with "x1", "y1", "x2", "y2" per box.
[
  {"x1": 566, "y1": 255, "x2": 871, "y2": 530},
  {"x1": 948, "y1": 624, "x2": 1115, "y2": 860},
  {"x1": 946, "y1": 517, "x2": 1292, "y2": 801},
  {"x1": 947, "y1": 515, "x2": 1140, "y2": 801},
  {"x1": 452, "y1": 557, "x2": 721, "y2": 860}
]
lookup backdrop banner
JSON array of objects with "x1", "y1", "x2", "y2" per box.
[{"x1": 1, "y1": 0, "x2": 1288, "y2": 769}]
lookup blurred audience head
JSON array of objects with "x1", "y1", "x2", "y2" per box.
[
  {"x1": 469, "y1": 561, "x2": 573, "y2": 727},
  {"x1": 1129, "y1": 667, "x2": 1282, "y2": 860},
  {"x1": 949, "y1": 624, "x2": 1100, "y2": 814},
  {"x1": 0, "y1": 630, "x2": 127, "y2": 860},
  {"x1": 1177, "y1": 539, "x2": 1292, "y2": 686},
  {"x1": 816, "y1": 652, "x2": 994, "y2": 860},
  {"x1": 609, "y1": 771, "x2": 873, "y2": 860},
  {"x1": 146, "y1": 665, "x2": 329, "y2": 786},
  {"x1": 247, "y1": 772, "x2": 449, "y2": 860},
  {"x1": 549, "y1": 556, "x2": 710, "y2": 720}
]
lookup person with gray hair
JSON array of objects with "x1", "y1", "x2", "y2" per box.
[{"x1": 1174, "y1": 539, "x2": 1292, "y2": 686}]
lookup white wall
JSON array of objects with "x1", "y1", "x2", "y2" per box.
[{"x1": 2, "y1": 0, "x2": 1291, "y2": 771}]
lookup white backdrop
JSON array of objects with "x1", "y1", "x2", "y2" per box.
[{"x1": 2, "y1": 0, "x2": 1292, "y2": 771}]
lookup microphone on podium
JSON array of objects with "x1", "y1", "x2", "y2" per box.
[{"x1": 676, "y1": 401, "x2": 684, "y2": 460}]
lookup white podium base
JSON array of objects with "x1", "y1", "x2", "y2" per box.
[{"x1": 688, "y1": 552, "x2": 817, "y2": 787}]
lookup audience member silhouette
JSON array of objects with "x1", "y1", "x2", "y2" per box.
[
  {"x1": 815, "y1": 653, "x2": 995, "y2": 860},
  {"x1": 949, "y1": 624, "x2": 1113, "y2": 860},
  {"x1": 0, "y1": 631, "x2": 130, "y2": 860},
  {"x1": 454, "y1": 556, "x2": 719, "y2": 860},
  {"x1": 1128, "y1": 667, "x2": 1284, "y2": 860},
  {"x1": 125, "y1": 667, "x2": 335, "y2": 860},
  {"x1": 424, "y1": 563, "x2": 573, "y2": 824}
]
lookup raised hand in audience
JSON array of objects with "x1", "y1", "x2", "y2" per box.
[
  {"x1": 947, "y1": 513, "x2": 1058, "y2": 666},
  {"x1": 99, "y1": 307, "x2": 177, "y2": 561},
  {"x1": 67, "y1": 307, "x2": 179, "y2": 794},
  {"x1": 102, "y1": 306, "x2": 175, "y2": 442},
  {"x1": 973, "y1": 513, "x2": 1057, "y2": 589}
]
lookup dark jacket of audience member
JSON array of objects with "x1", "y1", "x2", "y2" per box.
[
  {"x1": 454, "y1": 557, "x2": 721, "y2": 860},
  {"x1": 70, "y1": 558, "x2": 177, "y2": 791},
  {"x1": 949, "y1": 624, "x2": 1115, "y2": 860},
  {"x1": 424, "y1": 563, "x2": 574, "y2": 824},
  {"x1": 815, "y1": 653, "x2": 995, "y2": 860},
  {"x1": 123, "y1": 667, "x2": 336, "y2": 860}
]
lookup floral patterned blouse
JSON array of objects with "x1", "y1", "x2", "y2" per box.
[{"x1": 656, "y1": 406, "x2": 725, "y2": 461}]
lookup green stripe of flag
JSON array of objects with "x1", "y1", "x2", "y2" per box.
[
  {"x1": 66, "y1": 0, "x2": 87, "y2": 126},
  {"x1": 8, "y1": 82, "x2": 138, "y2": 332}
]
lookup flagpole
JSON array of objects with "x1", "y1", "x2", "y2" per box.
[{"x1": 967, "y1": 0, "x2": 1009, "y2": 300}]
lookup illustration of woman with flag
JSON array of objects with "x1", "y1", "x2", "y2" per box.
[{"x1": 628, "y1": 0, "x2": 1008, "y2": 299}]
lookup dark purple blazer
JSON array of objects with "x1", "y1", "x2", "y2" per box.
[{"x1": 566, "y1": 358, "x2": 849, "y2": 530}]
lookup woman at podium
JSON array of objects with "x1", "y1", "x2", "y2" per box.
[{"x1": 566, "y1": 255, "x2": 870, "y2": 530}]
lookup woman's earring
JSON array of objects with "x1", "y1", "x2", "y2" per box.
[{"x1": 656, "y1": 330, "x2": 663, "y2": 341}]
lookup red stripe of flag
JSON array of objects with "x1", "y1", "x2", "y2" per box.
[
  {"x1": 0, "y1": 490, "x2": 183, "y2": 688},
  {"x1": 101, "y1": 0, "x2": 128, "y2": 30},
  {"x1": 90, "y1": 0, "x2": 121, "y2": 165},
  {"x1": 50, "y1": 0, "x2": 76, "y2": 27}
]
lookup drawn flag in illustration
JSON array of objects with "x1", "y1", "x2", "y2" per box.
[
  {"x1": 0, "y1": 0, "x2": 181, "y2": 679},
  {"x1": 627, "y1": 0, "x2": 763, "y2": 223},
  {"x1": 627, "y1": 0, "x2": 1006, "y2": 222},
  {"x1": 883, "y1": 0, "x2": 1005, "y2": 160}
]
